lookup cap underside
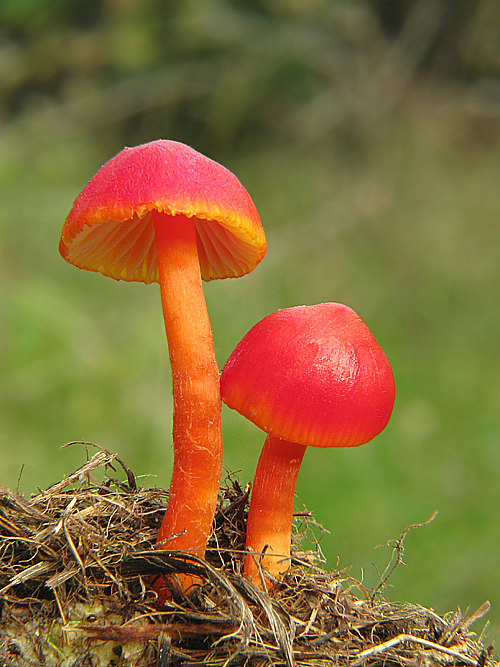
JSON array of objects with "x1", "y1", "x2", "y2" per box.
[{"x1": 60, "y1": 210, "x2": 266, "y2": 283}]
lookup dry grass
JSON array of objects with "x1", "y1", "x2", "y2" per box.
[{"x1": 0, "y1": 444, "x2": 495, "y2": 666}]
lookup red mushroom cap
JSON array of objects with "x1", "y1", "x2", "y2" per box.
[
  {"x1": 59, "y1": 139, "x2": 266, "y2": 282},
  {"x1": 221, "y1": 302, "x2": 395, "y2": 449}
]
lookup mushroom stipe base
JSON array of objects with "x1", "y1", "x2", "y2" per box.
[{"x1": 0, "y1": 444, "x2": 494, "y2": 667}]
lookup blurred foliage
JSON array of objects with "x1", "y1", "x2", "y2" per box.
[{"x1": 1, "y1": 0, "x2": 500, "y2": 635}]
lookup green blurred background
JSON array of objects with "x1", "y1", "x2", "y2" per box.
[{"x1": 1, "y1": 0, "x2": 499, "y2": 634}]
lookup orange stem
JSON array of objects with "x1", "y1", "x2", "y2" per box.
[
  {"x1": 244, "y1": 435, "x2": 306, "y2": 586},
  {"x1": 152, "y1": 211, "x2": 223, "y2": 557}
]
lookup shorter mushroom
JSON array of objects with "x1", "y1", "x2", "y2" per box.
[{"x1": 220, "y1": 302, "x2": 395, "y2": 586}]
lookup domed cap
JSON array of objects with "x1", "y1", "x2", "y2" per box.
[
  {"x1": 59, "y1": 139, "x2": 266, "y2": 283},
  {"x1": 221, "y1": 302, "x2": 395, "y2": 449}
]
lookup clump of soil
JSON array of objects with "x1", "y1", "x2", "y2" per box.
[{"x1": 0, "y1": 444, "x2": 495, "y2": 667}]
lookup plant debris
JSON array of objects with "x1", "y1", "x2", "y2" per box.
[{"x1": 0, "y1": 444, "x2": 496, "y2": 667}]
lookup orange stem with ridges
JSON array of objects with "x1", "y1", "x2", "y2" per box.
[
  {"x1": 244, "y1": 435, "x2": 306, "y2": 586},
  {"x1": 152, "y1": 211, "x2": 223, "y2": 557}
]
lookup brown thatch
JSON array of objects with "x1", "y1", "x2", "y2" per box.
[{"x1": 0, "y1": 444, "x2": 496, "y2": 667}]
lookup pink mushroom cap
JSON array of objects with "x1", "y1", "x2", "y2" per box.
[{"x1": 59, "y1": 139, "x2": 266, "y2": 283}]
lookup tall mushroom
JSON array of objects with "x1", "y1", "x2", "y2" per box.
[
  {"x1": 220, "y1": 302, "x2": 395, "y2": 586},
  {"x1": 59, "y1": 140, "x2": 266, "y2": 562}
]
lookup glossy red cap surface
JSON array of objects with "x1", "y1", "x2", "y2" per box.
[
  {"x1": 221, "y1": 303, "x2": 395, "y2": 448},
  {"x1": 59, "y1": 140, "x2": 266, "y2": 283}
]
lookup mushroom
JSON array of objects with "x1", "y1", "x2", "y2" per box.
[
  {"x1": 220, "y1": 302, "x2": 395, "y2": 586},
  {"x1": 59, "y1": 139, "x2": 266, "y2": 561}
]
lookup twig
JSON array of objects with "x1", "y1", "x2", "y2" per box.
[
  {"x1": 76, "y1": 620, "x2": 240, "y2": 642},
  {"x1": 370, "y1": 511, "x2": 438, "y2": 603},
  {"x1": 351, "y1": 632, "x2": 479, "y2": 666},
  {"x1": 36, "y1": 451, "x2": 116, "y2": 496}
]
